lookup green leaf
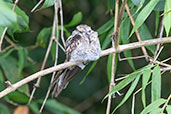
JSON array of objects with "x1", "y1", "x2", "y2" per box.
[
  {"x1": 7, "y1": 90, "x2": 29, "y2": 103},
  {"x1": 107, "y1": 54, "x2": 113, "y2": 82},
  {"x1": 152, "y1": 65, "x2": 161, "y2": 102},
  {"x1": 0, "y1": 0, "x2": 17, "y2": 27},
  {"x1": 40, "y1": 0, "x2": 56, "y2": 9},
  {"x1": 3, "y1": 96, "x2": 18, "y2": 106},
  {"x1": 120, "y1": 17, "x2": 135, "y2": 71},
  {"x1": 130, "y1": 0, "x2": 159, "y2": 37},
  {"x1": 135, "y1": 0, "x2": 146, "y2": 14},
  {"x1": 107, "y1": 0, "x2": 115, "y2": 11},
  {"x1": 65, "y1": 12, "x2": 83, "y2": 28},
  {"x1": 50, "y1": 42, "x2": 56, "y2": 61},
  {"x1": 6, "y1": 3, "x2": 29, "y2": 35},
  {"x1": 29, "y1": 102, "x2": 40, "y2": 114},
  {"x1": 37, "y1": 27, "x2": 51, "y2": 48},
  {"x1": 154, "y1": 0, "x2": 165, "y2": 11},
  {"x1": 44, "y1": 99, "x2": 81, "y2": 114},
  {"x1": 101, "y1": 27, "x2": 113, "y2": 50},
  {"x1": 139, "y1": 24, "x2": 156, "y2": 54},
  {"x1": 104, "y1": 64, "x2": 153, "y2": 99},
  {"x1": 112, "y1": 74, "x2": 141, "y2": 113},
  {"x1": 106, "y1": 53, "x2": 118, "y2": 83},
  {"x1": 97, "y1": 18, "x2": 114, "y2": 35},
  {"x1": 0, "y1": 70, "x2": 5, "y2": 91},
  {"x1": 0, "y1": 56, "x2": 29, "y2": 95},
  {"x1": 80, "y1": 61, "x2": 98, "y2": 84},
  {"x1": 142, "y1": 69, "x2": 151, "y2": 107},
  {"x1": 17, "y1": 47, "x2": 25, "y2": 76},
  {"x1": 0, "y1": 103, "x2": 11, "y2": 114},
  {"x1": 140, "y1": 99, "x2": 166, "y2": 114},
  {"x1": 2, "y1": 0, "x2": 13, "y2": 3},
  {"x1": 0, "y1": 27, "x2": 5, "y2": 38},
  {"x1": 166, "y1": 105, "x2": 171, "y2": 114},
  {"x1": 150, "y1": 108, "x2": 162, "y2": 114},
  {"x1": 164, "y1": 0, "x2": 171, "y2": 36},
  {"x1": 155, "y1": 11, "x2": 160, "y2": 36}
]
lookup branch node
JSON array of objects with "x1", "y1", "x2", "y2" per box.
[
  {"x1": 5, "y1": 81, "x2": 12, "y2": 87},
  {"x1": 34, "y1": 83, "x2": 40, "y2": 88}
]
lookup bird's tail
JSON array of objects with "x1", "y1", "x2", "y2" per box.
[{"x1": 51, "y1": 66, "x2": 81, "y2": 97}]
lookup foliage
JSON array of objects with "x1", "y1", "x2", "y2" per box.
[{"x1": 0, "y1": 0, "x2": 170, "y2": 114}]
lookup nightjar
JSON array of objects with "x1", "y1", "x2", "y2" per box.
[{"x1": 52, "y1": 25, "x2": 101, "y2": 97}]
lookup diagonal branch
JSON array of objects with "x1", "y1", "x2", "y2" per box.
[{"x1": 0, "y1": 37, "x2": 171, "y2": 98}]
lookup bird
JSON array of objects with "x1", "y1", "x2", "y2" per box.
[{"x1": 51, "y1": 24, "x2": 101, "y2": 97}]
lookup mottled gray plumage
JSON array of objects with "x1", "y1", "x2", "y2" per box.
[{"x1": 52, "y1": 25, "x2": 101, "y2": 97}]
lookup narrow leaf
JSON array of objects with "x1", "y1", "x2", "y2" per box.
[
  {"x1": 120, "y1": 17, "x2": 135, "y2": 70},
  {"x1": 101, "y1": 27, "x2": 113, "y2": 50},
  {"x1": 164, "y1": 0, "x2": 171, "y2": 36},
  {"x1": 155, "y1": 11, "x2": 160, "y2": 36},
  {"x1": 65, "y1": 12, "x2": 83, "y2": 28},
  {"x1": 166, "y1": 105, "x2": 171, "y2": 114},
  {"x1": 152, "y1": 65, "x2": 161, "y2": 102},
  {"x1": 17, "y1": 47, "x2": 25, "y2": 76},
  {"x1": 40, "y1": 0, "x2": 56, "y2": 9},
  {"x1": 140, "y1": 99, "x2": 166, "y2": 114},
  {"x1": 97, "y1": 18, "x2": 114, "y2": 35},
  {"x1": 107, "y1": 54, "x2": 113, "y2": 82},
  {"x1": 139, "y1": 24, "x2": 156, "y2": 54},
  {"x1": 130, "y1": 0, "x2": 159, "y2": 37},
  {"x1": 104, "y1": 65, "x2": 153, "y2": 99},
  {"x1": 142, "y1": 69, "x2": 151, "y2": 107},
  {"x1": 80, "y1": 61, "x2": 97, "y2": 84},
  {"x1": 150, "y1": 108, "x2": 162, "y2": 114},
  {"x1": 135, "y1": 0, "x2": 146, "y2": 14},
  {"x1": 112, "y1": 74, "x2": 141, "y2": 113}
]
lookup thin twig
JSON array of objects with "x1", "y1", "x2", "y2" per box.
[
  {"x1": 40, "y1": 1, "x2": 60, "y2": 112},
  {"x1": 106, "y1": 0, "x2": 119, "y2": 113},
  {"x1": 0, "y1": 37, "x2": 171, "y2": 98},
  {"x1": 131, "y1": 81, "x2": 152, "y2": 114},
  {"x1": 0, "y1": 45, "x2": 14, "y2": 55},
  {"x1": 59, "y1": 0, "x2": 66, "y2": 48},
  {"x1": 119, "y1": 55, "x2": 146, "y2": 61},
  {"x1": 28, "y1": 4, "x2": 58, "y2": 104},
  {"x1": 0, "y1": 27, "x2": 8, "y2": 52},
  {"x1": 31, "y1": 0, "x2": 44, "y2": 13},
  {"x1": 160, "y1": 94, "x2": 171, "y2": 114},
  {"x1": 155, "y1": 17, "x2": 164, "y2": 57},
  {"x1": 160, "y1": 8, "x2": 171, "y2": 16},
  {"x1": 149, "y1": 57, "x2": 171, "y2": 67},
  {"x1": 124, "y1": 2, "x2": 148, "y2": 59},
  {"x1": 153, "y1": 46, "x2": 164, "y2": 63},
  {"x1": 0, "y1": 0, "x2": 19, "y2": 52},
  {"x1": 54, "y1": 39, "x2": 65, "y2": 52}
]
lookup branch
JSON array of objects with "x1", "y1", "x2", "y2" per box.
[{"x1": 0, "y1": 37, "x2": 171, "y2": 98}]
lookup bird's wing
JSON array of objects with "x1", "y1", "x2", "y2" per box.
[
  {"x1": 65, "y1": 34, "x2": 82, "y2": 61},
  {"x1": 51, "y1": 33, "x2": 83, "y2": 98}
]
